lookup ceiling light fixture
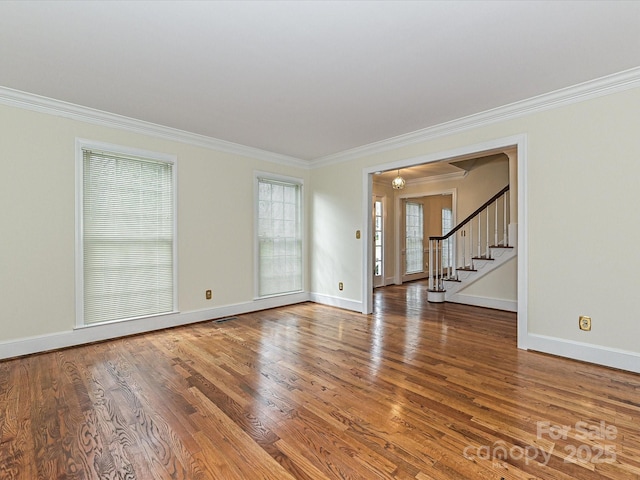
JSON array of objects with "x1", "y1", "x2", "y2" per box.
[{"x1": 392, "y1": 169, "x2": 406, "y2": 190}]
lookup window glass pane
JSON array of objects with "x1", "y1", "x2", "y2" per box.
[
  {"x1": 405, "y1": 202, "x2": 423, "y2": 274},
  {"x1": 442, "y1": 208, "x2": 453, "y2": 268},
  {"x1": 257, "y1": 178, "x2": 302, "y2": 297}
]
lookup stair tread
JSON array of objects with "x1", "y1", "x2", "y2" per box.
[
  {"x1": 457, "y1": 267, "x2": 477, "y2": 272},
  {"x1": 489, "y1": 245, "x2": 513, "y2": 248},
  {"x1": 472, "y1": 256, "x2": 494, "y2": 260}
]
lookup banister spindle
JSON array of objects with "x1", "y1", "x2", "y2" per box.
[
  {"x1": 435, "y1": 239, "x2": 440, "y2": 290},
  {"x1": 503, "y1": 191, "x2": 508, "y2": 246},
  {"x1": 429, "y1": 239, "x2": 434, "y2": 290},
  {"x1": 439, "y1": 239, "x2": 443, "y2": 287},
  {"x1": 461, "y1": 228, "x2": 466, "y2": 268},
  {"x1": 448, "y1": 236, "x2": 453, "y2": 279},
  {"x1": 469, "y1": 220, "x2": 473, "y2": 266},
  {"x1": 477, "y1": 215, "x2": 481, "y2": 258},
  {"x1": 494, "y1": 199, "x2": 499, "y2": 247},
  {"x1": 486, "y1": 208, "x2": 490, "y2": 258}
]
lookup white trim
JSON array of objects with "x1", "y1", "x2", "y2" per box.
[
  {"x1": 527, "y1": 334, "x2": 640, "y2": 375},
  {"x1": 372, "y1": 170, "x2": 467, "y2": 187},
  {"x1": 362, "y1": 172, "x2": 374, "y2": 313},
  {"x1": 313, "y1": 67, "x2": 640, "y2": 168},
  {"x1": 0, "y1": 293, "x2": 310, "y2": 360},
  {"x1": 3, "y1": 68, "x2": 639, "y2": 171},
  {"x1": 75, "y1": 138, "x2": 179, "y2": 328},
  {"x1": 309, "y1": 293, "x2": 362, "y2": 313},
  {"x1": 516, "y1": 140, "x2": 528, "y2": 350},
  {"x1": 447, "y1": 294, "x2": 517, "y2": 312},
  {"x1": 0, "y1": 86, "x2": 307, "y2": 168},
  {"x1": 405, "y1": 170, "x2": 467, "y2": 187}
]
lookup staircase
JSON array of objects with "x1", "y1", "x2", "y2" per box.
[{"x1": 427, "y1": 185, "x2": 516, "y2": 303}]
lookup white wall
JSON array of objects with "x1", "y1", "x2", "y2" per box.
[
  {"x1": 456, "y1": 256, "x2": 517, "y2": 310},
  {"x1": 0, "y1": 102, "x2": 309, "y2": 356},
  {"x1": 310, "y1": 85, "x2": 640, "y2": 372},
  {"x1": 308, "y1": 160, "x2": 363, "y2": 309}
]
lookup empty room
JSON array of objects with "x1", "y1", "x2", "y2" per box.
[{"x1": 1, "y1": 1, "x2": 639, "y2": 479}]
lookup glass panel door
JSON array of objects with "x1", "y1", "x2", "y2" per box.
[{"x1": 373, "y1": 197, "x2": 384, "y2": 288}]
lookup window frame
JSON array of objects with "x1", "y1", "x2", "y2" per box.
[
  {"x1": 253, "y1": 171, "x2": 304, "y2": 299},
  {"x1": 405, "y1": 201, "x2": 424, "y2": 275},
  {"x1": 442, "y1": 207, "x2": 453, "y2": 268},
  {"x1": 75, "y1": 138, "x2": 178, "y2": 328}
]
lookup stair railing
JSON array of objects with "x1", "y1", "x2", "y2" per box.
[{"x1": 428, "y1": 185, "x2": 510, "y2": 293}]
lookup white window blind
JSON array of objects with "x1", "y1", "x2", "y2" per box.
[
  {"x1": 81, "y1": 148, "x2": 175, "y2": 325},
  {"x1": 257, "y1": 177, "x2": 302, "y2": 297},
  {"x1": 405, "y1": 202, "x2": 424, "y2": 274}
]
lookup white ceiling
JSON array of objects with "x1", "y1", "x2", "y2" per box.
[{"x1": 1, "y1": 1, "x2": 639, "y2": 161}]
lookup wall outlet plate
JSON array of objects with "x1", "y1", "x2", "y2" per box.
[{"x1": 579, "y1": 315, "x2": 591, "y2": 331}]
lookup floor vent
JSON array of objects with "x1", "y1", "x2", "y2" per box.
[{"x1": 213, "y1": 316, "x2": 238, "y2": 324}]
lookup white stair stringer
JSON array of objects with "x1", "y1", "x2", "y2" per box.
[{"x1": 443, "y1": 246, "x2": 516, "y2": 302}]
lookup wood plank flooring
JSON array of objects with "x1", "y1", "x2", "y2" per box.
[{"x1": 1, "y1": 281, "x2": 639, "y2": 479}]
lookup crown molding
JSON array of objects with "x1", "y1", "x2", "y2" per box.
[
  {"x1": 311, "y1": 66, "x2": 640, "y2": 168},
  {"x1": 406, "y1": 170, "x2": 468, "y2": 186},
  {"x1": 3, "y1": 66, "x2": 639, "y2": 170},
  {"x1": 373, "y1": 169, "x2": 467, "y2": 187},
  {"x1": 0, "y1": 86, "x2": 309, "y2": 169}
]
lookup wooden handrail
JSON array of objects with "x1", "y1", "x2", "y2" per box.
[{"x1": 429, "y1": 185, "x2": 509, "y2": 241}]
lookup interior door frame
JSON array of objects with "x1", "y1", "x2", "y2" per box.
[{"x1": 361, "y1": 134, "x2": 528, "y2": 350}]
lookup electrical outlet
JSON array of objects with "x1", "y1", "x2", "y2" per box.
[
  {"x1": 206, "y1": 290, "x2": 212, "y2": 300},
  {"x1": 579, "y1": 315, "x2": 591, "y2": 331},
  {"x1": 339, "y1": 282, "x2": 344, "y2": 291}
]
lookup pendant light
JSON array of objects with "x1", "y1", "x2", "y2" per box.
[{"x1": 391, "y1": 169, "x2": 405, "y2": 190}]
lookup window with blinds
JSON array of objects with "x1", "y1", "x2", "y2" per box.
[
  {"x1": 256, "y1": 176, "x2": 302, "y2": 297},
  {"x1": 79, "y1": 144, "x2": 176, "y2": 325}
]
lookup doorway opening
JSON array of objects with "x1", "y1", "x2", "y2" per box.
[{"x1": 361, "y1": 135, "x2": 526, "y2": 349}]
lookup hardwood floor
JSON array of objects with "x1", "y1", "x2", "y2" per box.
[{"x1": 1, "y1": 282, "x2": 639, "y2": 479}]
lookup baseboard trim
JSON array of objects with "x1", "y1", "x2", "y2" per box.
[
  {"x1": 527, "y1": 333, "x2": 640, "y2": 374},
  {"x1": 447, "y1": 293, "x2": 517, "y2": 312},
  {"x1": 4, "y1": 295, "x2": 639, "y2": 376},
  {"x1": 309, "y1": 292, "x2": 363, "y2": 312},
  {"x1": 0, "y1": 292, "x2": 310, "y2": 360}
]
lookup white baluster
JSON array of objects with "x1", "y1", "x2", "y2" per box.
[
  {"x1": 504, "y1": 191, "x2": 508, "y2": 246},
  {"x1": 469, "y1": 221, "x2": 474, "y2": 268},
  {"x1": 477, "y1": 215, "x2": 481, "y2": 258},
  {"x1": 429, "y1": 239, "x2": 433, "y2": 290},
  {"x1": 449, "y1": 236, "x2": 453, "y2": 279},
  {"x1": 486, "y1": 208, "x2": 490, "y2": 258},
  {"x1": 435, "y1": 239, "x2": 440, "y2": 290},
  {"x1": 462, "y1": 229, "x2": 466, "y2": 269},
  {"x1": 494, "y1": 199, "x2": 499, "y2": 247}
]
